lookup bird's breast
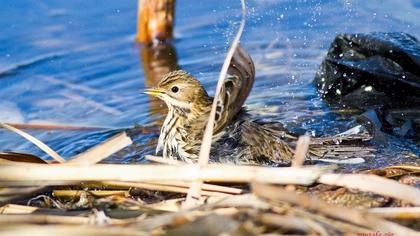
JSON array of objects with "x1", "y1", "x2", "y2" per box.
[{"x1": 158, "y1": 110, "x2": 200, "y2": 163}]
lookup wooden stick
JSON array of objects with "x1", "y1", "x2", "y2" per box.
[
  {"x1": 66, "y1": 132, "x2": 132, "y2": 165},
  {"x1": 136, "y1": 0, "x2": 175, "y2": 44},
  {"x1": 318, "y1": 173, "x2": 420, "y2": 206},
  {"x1": 0, "y1": 164, "x2": 325, "y2": 185},
  {"x1": 368, "y1": 207, "x2": 420, "y2": 219}
]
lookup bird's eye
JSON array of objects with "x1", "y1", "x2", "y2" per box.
[{"x1": 171, "y1": 86, "x2": 179, "y2": 93}]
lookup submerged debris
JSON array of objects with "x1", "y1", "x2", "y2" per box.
[{"x1": 314, "y1": 32, "x2": 420, "y2": 138}]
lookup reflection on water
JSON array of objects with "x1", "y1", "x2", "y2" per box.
[{"x1": 0, "y1": 0, "x2": 419, "y2": 169}]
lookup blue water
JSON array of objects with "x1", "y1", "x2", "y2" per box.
[{"x1": 0, "y1": 0, "x2": 419, "y2": 169}]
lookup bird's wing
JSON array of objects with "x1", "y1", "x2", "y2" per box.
[{"x1": 214, "y1": 45, "x2": 255, "y2": 133}]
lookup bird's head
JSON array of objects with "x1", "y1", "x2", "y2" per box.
[{"x1": 144, "y1": 70, "x2": 212, "y2": 112}]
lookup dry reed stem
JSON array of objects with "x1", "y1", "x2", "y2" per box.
[
  {"x1": 0, "y1": 204, "x2": 38, "y2": 214},
  {"x1": 66, "y1": 132, "x2": 132, "y2": 165},
  {"x1": 287, "y1": 135, "x2": 310, "y2": 191},
  {"x1": 103, "y1": 180, "x2": 243, "y2": 194},
  {"x1": 0, "y1": 128, "x2": 132, "y2": 204},
  {"x1": 0, "y1": 214, "x2": 93, "y2": 225},
  {"x1": 384, "y1": 165, "x2": 420, "y2": 171},
  {"x1": 53, "y1": 190, "x2": 128, "y2": 198},
  {"x1": 100, "y1": 181, "x2": 232, "y2": 197},
  {"x1": 145, "y1": 198, "x2": 184, "y2": 212},
  {"x1": 318, "y1": 173, "x2": 420, "y2": 206},
  {"x1": 132, "y1": 209, "x2": 207, "y2": 231},
  {"x1": 0, "y1": 163, "x2": 325, "y2": 185},
  {"x1": 0, "y1": 224, "x2": 144, "y2": 236},
  {"x1": 368, "y1": 207, "x2": 420, "y2": 219},
  {"x1": 292, "y1": 135, "x2": 310, "y2": 166},
  {"x1": 252, "y1": 183, "x2": 419, "y2": 235},
  {"x1": 259, "y1": 213, "x2": 323, "y2": 235},
  {"x1": 145, "y1": 155, "x2": 183, "y2": 166},
  {"x1": 291, "y1": 207, "x2": 370, "y2": 234},
  {"x1": 184, "y1": 0, "x2": 247, "y2": 209},
  {"x1": 203, "y1": 194, "x2": 270, "y2": 210},
  {"x1": 0, "y1": 123, "x2": 65, "y2": 163}
]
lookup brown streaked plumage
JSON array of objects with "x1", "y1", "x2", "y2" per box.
[{"x1": 145, "y1": 46, "x2": 373, "y2": 165}]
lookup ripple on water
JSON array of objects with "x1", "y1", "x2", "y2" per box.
[{"x1": 0, "y1": 0, "x2": 418, "y2": 170}]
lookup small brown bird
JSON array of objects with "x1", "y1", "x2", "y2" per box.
[{"x1": 145, "y1": 46, "x2": 372, "y2": 165}]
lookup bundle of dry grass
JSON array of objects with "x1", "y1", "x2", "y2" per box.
[{"x1": 0, "y1": 123, "x2": 419, "y2": 235}]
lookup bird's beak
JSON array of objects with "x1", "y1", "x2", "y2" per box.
[{"x1": 144, "y1": 88, "x2": 164, "y2": 97}]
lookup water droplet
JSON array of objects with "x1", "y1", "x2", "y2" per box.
[
  {"x1": 336, "y1": 89, "x2": 341, "y2": 95},
  {"x1": 364, "y1": 86, "x2": 373, "y2": 92}
]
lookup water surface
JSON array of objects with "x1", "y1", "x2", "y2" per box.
[{"x1": 1, "y1": 0, "x2": 419, "y2": 169}]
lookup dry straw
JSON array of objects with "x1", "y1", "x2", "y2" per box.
[
  {"x1": 184, "y1": 0, "x2": 247, "y2": 208},
  {"x1": 0, "y1": 123, "x2": 65, "y2": 163}
]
